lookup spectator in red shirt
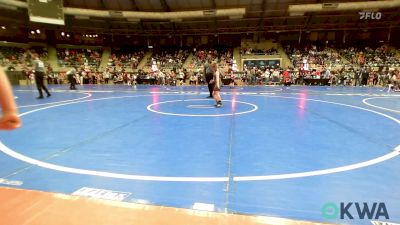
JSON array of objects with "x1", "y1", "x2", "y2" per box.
[{"x1": 283, "y1": 69, "x2": 291, "y2": 86}]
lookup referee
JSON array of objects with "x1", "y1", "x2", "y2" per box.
[
  {"x1": 67, "y1": 68, "x2": 77, "y2": 90},
  {"x1": 32, "y1": 54, "x2": 51, "y2": 99},
  {"x1": 204, "y1": 59, "x2": 214, "y2": 98}
]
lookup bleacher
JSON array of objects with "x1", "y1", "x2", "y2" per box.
[
  {"x1": 57, "y1": 48, "x2": 102, "y2": 69},
  {"x1": 338, "y1": 45, "x2": 400, "y2": 68},
  {"x1": 145, "y1": 47, "x2": 189, "y2": 71},
  {"x1": 284, "y1": 44, "x2": 343, "y2": 70},
  {"x1": 0, "y1": 46, "x2": 26, "y2": 69},
  {"x1": 0, "y1": 46, "x2": 49, "y2": 70},
  {"x1": 189, "y1": 47, "x2": 233, "y2": 72},
  {"x1": 108, "y1": 48, "x2": 145, "y2": 72},
  {"x1": 0, "y1": 41, "x2": 398, "y2": 88}
]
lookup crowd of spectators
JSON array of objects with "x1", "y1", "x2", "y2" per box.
[
  {"x1": 240, "y1": 47, "x2": 278, "y2": 55},
  {"x1": 46, "y1": 66, "x2": 106, "y2": 85},
  {"x1": 146, "y1": 48, "x2": 189, "y2": 70},
  {"x1": 338, "y1": 45, "x2": 400, "y2": 67},
  {"x1": 108, "y1": 48, "x2": 145, "y2": 71},
  {"x1": 190, "y1": 47, "x2": 233, "y2": 70},
  {"x1": 0, "y1": 46, "x2": 48, "y2": 70},
  {"x1": 285, "y1": 44, "x2": 343, "y2": 70},
  {"x1": 0, "y1": 47, "x2": 26, "y2": 69},
  {"x1": 236, "y1": 64, "x2": 399, "y2": 90},
  {"x1": 2, "y1": 42, "x2": 399, "y2": 90},
  {"x1": 57, "y1": 48, "x2": 102, "y2": 69}
]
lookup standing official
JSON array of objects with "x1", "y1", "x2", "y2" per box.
[
  {"x1": 33, "y1": 54, "x2": 51, "y2": 99},
  {"x1": 204, "y1": 59, "x2": 214, "y2": 98},
  {"x1": 67, "y1": 68, "x2": 77, "y2": 90}
]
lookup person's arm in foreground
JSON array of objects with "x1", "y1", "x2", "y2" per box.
[{"x1": 0, "y1": 69, "x2": 21, "y2": 130}]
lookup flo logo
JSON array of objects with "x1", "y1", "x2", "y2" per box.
[
  {"x1": 359, "y1": 11, "x2": 382, "y2": 20},
  {"x1": 321, "y1": 202, "x2": 389, "y2": 220}
]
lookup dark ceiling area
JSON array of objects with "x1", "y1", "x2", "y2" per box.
[{"x1": 0, "y1": 0, "x2": 399, "y2": 36}]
